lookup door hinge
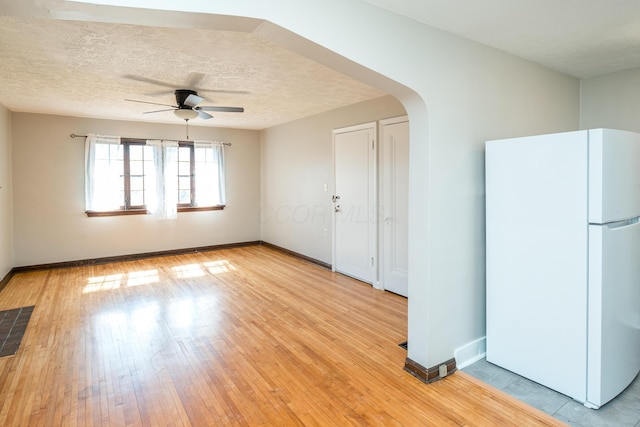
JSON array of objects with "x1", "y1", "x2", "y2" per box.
[
  {"x1": 371, "y1": 257, "x2": 375, "y2": 266},
  {"x1": 372, "y1": 140, "x2": 375, "y2": 150}
]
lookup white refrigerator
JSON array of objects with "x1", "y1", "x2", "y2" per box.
[{"x1": 485, "y1": 128, "x2": 640, "y2": 409}]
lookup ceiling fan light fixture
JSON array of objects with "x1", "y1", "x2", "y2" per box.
[{"x1": 174, "y1": 108, "x2": 199, "y2": 120}]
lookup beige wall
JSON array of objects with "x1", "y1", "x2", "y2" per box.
[
  {"x1": 580, "y1": 67, "x2": 640, "y2": 132},
  {"x1": 11, "y1": 113, "x2": 261, "y2": 267},
  {"x1": 260, "y1": 95, "x2": 406, "y2": 264},
  {"x1": 0, "y1": 104, "x2": 11, "y2": 278},
  {"x1": 5, "y1": 0, "x2": 582, "y2": 369}
]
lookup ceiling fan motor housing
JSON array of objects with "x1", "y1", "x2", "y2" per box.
[{"x1": 175, "y1": 89, "x2": 198, "y2": 107}]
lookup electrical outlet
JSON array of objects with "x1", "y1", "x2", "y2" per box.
[{"x1": 439, "y1": 364, "x2": 447, "y2": 378}]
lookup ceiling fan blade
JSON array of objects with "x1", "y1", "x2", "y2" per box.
[
  {"x1": 185, "y1": 72, "x2": 206, "y2": 89},
  {"x1": 123, "y1": 74, "x2": 179, "y2": 89},
  {"x1": 198, "y1": 106, "x2": 244, "y2": 113},
  {"x1": 184, "y1": 94, "x2": 204, "y2": 108},
  {"x1": 196, "y1": 89, "x2": 250, "y2": 95},
  {"x1": 124, "y1": 74, "x2": 249, "y2": 94},
  {"x1": 197, "y1": 110, "x2": 214, "y2": 120},
  {"x1": 125, "y1": 98, "x2": 177, "y2": 108},
  {"x1": 143, "y1": 108, "x2": 176, "y2": 114},
  {"x1": 144, "y1": 89, "x2": 175, "y2": 97}
]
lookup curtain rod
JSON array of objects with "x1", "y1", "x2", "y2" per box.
[{"x1": 69, "y1": 133, "x2": 231, "y2": 146}]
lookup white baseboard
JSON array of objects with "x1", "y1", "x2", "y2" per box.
[{"x1": 454, "y1": 336, "x2": 486, "y2": 369}]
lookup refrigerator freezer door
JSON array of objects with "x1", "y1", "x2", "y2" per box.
[
  {"x1": 589, "y1": 129, "x2": 640, "y2": 224},
  {"x1": 588, "y1": 219, "x2": 640, "y2": 408}
]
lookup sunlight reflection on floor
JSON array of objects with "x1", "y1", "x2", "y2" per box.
[
  {"x1": 83, "y1": 259, "x2": 234, "y2": 293},
  {"x1": 204, "y1": 260, "x2": 235, "y2": 274},
  {"x1": 84, "y1": 274, "x2": 124, "y2": 293},
  {"x1": 127, "y1": 270, "x2": 159, "y2": 287},
  {"x1": 172, "y1": 264, "x2": 205, "y2": 279}
]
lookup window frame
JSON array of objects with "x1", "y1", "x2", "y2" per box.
[{"x1": 85, "y1": 138, "x2": 226, "y2": 217}]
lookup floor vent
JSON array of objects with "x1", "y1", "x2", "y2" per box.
[{"x1": 0, "y1": 306, "x2": 34, "y2": 357}]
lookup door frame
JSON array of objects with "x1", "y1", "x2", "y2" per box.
[{"x1": 332, "y1": 122, "x2": 378, "y2": 286}]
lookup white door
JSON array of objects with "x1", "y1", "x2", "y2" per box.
[
  {"x1": 333, "y1": 123, "x2": 376, "y2": 284},
  {"x1": 380, "y1": 117, "x2": 409, "y2": 297}
]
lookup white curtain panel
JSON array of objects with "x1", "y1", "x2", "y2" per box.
[
  {"x1": 194, "y1": 141, "x2": 226, "y2": 207},
  {"x1": 146, "y1": 140, "x2": 179, "y2": 220},
  {"x1": 85, "y1": 133, "x2": 122, "y2": 211}
]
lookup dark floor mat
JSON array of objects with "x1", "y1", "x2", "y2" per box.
[{"x1": 0, "y1": 306, "x2": 34, "y2": 357}]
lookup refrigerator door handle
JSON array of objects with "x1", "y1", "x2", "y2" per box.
[{"x1": 599, "y1": 217, "x2": 640, "y2": 229}]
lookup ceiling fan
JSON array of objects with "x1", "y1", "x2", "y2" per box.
[{"x1": 126, "y1": 89, "x2": 244, "y2": 121}]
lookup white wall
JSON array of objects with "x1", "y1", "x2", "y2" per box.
[
  {"x1": 0, "y1": 104, "x2": 12, "y2": 278},
  {"x1": 11, "y1": 113, "x2": 260, "y2": 267},
  {"x1": 224, "y1": 0, "x2": 579, "y2": 367},
  {"x1": 13, "y1": 0, "x2": 582, "y2": 369},
  {"x1": 580, "y1": 67, "x2": 640, "y2": 132},
  {"x1": 261, "y1": 95, "x2": 405, "y2": 264}
]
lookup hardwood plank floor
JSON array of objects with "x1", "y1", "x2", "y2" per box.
[{"x1": 0, "y1": 245, "x2": 565, "y2": 426}]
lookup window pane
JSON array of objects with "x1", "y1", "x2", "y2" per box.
[
  {"x1": 179, "y1": 146, "x2": 190, "y2": 160},
  {"x1": 130, "y1": 144, "x2": 154, "y2": 209},
  {"x1": 178, "y1": 176, "x2": 190, "y2": 190},
  {"x1": 179, "y1": 189, "x2": 190, "y2": 204},
  {"x1": 178, "y1": 161, "x2": 190, "y2": 176},
  {"x1": 130, "y1": 160, "x2": 144, "y2": 176},
  {"x1": 130, "y1": 145, "x2": 143, "y2": 161},
  {"x1": 131, "y1": 176, "x2": 144, "y2": 191},
  {"x1": 130, "y1": 190, "x2": 144, "y2": 206}
]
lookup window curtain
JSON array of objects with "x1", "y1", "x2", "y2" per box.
[
  {"x1": 146, "y1": 140, "x2": 179, "y2": 220},
  {"x1": 194, "y1": 141, "x2": 226, "y2": 206},
  {"x1": 85, "y1": 133, "x2": 122, "y2": 211}
]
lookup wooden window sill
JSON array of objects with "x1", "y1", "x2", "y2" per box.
[{"x1": 85, "y1": 205, "x2": 225, "y2": 217}]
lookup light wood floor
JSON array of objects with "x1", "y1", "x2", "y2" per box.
[{"x1": 0, "y1": 245, "x2": 565, "y2": 426}]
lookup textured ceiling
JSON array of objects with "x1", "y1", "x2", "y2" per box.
[
  {"x1": 0, "y1": 15, "x2": 386, "y2": 130},
  {"x1": 2, "y1": 0, "x2": 640, "y2": 130},
  {"x1": 363, "y1": 0, "x2": 640, "y2": 78}
]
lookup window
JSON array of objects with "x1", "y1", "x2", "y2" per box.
[
  {"x1": 178, "y1": 145, "x2": 192, "y2": 206},
  {"x1": 85, "y1": 134, "x2": 226, "y2": 217},
  {"x1": 126, "y1": 142, "x2": 155, "y2": 209}
]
